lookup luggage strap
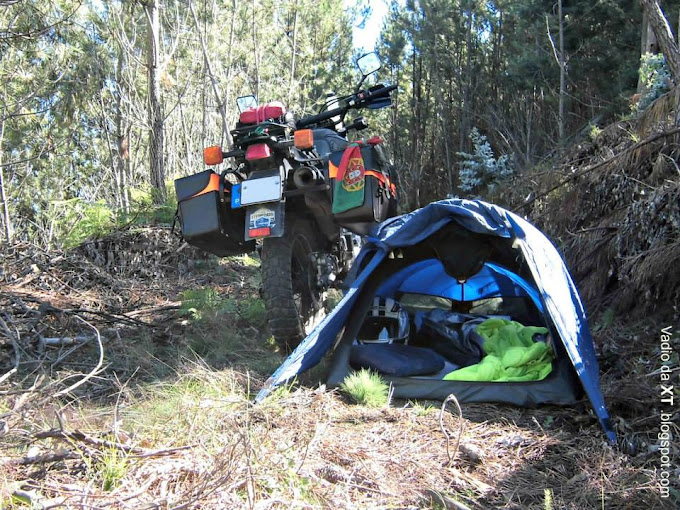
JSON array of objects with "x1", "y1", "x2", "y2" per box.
[{"x1": 365, "y1": 170, "x2": 397, "y2": 197}]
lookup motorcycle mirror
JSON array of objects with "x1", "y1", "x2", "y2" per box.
[
  {"x1": 357, "y1": 52, "x2": 381, "y2": 76},
  {"x1": 237, "y1": 95, "x2": 258, "y2": 113}
]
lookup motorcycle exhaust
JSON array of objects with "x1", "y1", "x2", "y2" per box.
[{"x1": 293, "y1": 166, "x2": 324, "y2": 189}]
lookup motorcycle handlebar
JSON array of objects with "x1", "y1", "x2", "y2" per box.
[{"x1": 296, "y1": 83, "x2": 397, "y2": 129}]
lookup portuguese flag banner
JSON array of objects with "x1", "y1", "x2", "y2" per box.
[{"x1": 332, "y1": 142, "x2": 366, "y2": 214}]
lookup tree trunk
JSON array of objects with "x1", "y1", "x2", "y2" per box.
[
  {"x1": 115, "y1": 46, "x2": 130, "y2": 214},
  {"x1": 251, "y1": 0, "x2": 261, "y2": 99},
  {"x1": 146, "y1": 0, "x2": 166, "y2": 204},
  {"x1": 288, "y1": 1, "x2": 298, "y2": 105},
  {"x1": 433, "y1": 35, "x2": 453, "y2": 196},
  {"x1": 558, "y1": 0, "x2": 566, "y2": 142},
  {"x1": 412, "y1": 52, "x2": 423, "y2": 209},
  {"x1": 491, "y1": 9, "x2": 503, "y2": 103},
  {"x1": 641, "y1": 0, "x2": 680, "y2": 83},
  {"x1": 224, "y1": 0, "x2": 238, "y2": 136},
  {"x1": 546, "y1": 5, "x2": 567, "y2": 143},
  {"x1": 189, "y1": 0, "x2": 232, "y2": 147},
  {"x1": 0, "y1": 119, "x2": 13, "y2": 244},
  {"x1": 99, "y1": 93, "x2": 121, "y2": 209},
  {"x1": 460, "y1": 10, "x2": 474, "y2": 152}
]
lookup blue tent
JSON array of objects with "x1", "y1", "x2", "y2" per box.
[
  {"x1": 257, "y1": 199, "x2": 615, "y2": 443},
  {"x1": 375, "y1": 260, "x2": 545, "y2": 313}
]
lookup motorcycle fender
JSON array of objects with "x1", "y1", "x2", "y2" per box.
[{"x1": 245, "y1": 202, "x2": 285, "y2": 240}]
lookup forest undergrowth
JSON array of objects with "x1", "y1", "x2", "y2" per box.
[{"x1": 0, "y1": 221, "x2": 676, "y2": 509}]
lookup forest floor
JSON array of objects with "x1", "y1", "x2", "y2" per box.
[{"x1": 0, "y1": 227, "x2": 677, "y2": 509}]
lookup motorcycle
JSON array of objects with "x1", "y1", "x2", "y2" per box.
[{"x1": 174, "y1": 52, "x2": 398, "y2": 349}]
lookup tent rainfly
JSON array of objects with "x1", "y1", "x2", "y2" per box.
[{"x1": 256, "y1": 199, "x2": 616, "y2": 443}]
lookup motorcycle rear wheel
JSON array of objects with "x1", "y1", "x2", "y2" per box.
[{"x1": 261, "y1": 218, "x2": 326, "y2": 351}]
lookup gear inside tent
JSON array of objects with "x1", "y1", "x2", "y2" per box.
[{"x1": 256, "y1": 199, "x2": 616, "y2": 443}]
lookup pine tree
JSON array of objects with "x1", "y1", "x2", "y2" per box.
[{"x1": 457, "y1": 128, "x2": 513, "y2": 195}]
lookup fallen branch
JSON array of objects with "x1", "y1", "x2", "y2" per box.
[
  {"x1": 0, "y1": 316, "x2": 20, "y2": 385},
  {"x1": 124, "y1": 304, "x2": 181, "y2": 318},
  {"x1": 34, "y1": 428, "x2": 195, "y2": 457},
  {"x1": 43, "y1": 336, "x2": 93, "y2": 347},
  {"x1": 54, "y1": 316, "x2": 103, "y2": 398},
  {"x1": 50, "y1": 341, "x2": 89, "y2": 370},
  {"x1": 17, "y1": 451, "x2": 80, "y2": 465},
  {"x1": 62, "y1": 308, "x2": 150, "y2": 327}
]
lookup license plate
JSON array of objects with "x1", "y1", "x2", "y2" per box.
[{"x1": 240, "y1": 175, "x2": 282, "y2": 206}]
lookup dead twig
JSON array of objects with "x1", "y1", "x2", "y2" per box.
[
  {"x1": 34, "y1": 428, "x2": 196, "y2": 457},
  {"x1": 54, "y1": 316, "x2": 104, "y2": 398},
  {"x1": 0, "y1": 316, "x2": 20, "y2": 385},
  {"x1": 124, "y1": 304, "x2": 181, "y2": 317},
  {"x1": 440, "y1": 393, "x2": 464, "y2": 466},
  {"x1": 16, "y1": 451, "x2": 80, "y2": 465},
  {"x1": 43, "y1": 336, "x2": 93, "y2": 347},
  {"x1": 63, "y1": 308, "x2": 150, "y2": 327},
  {"x1": 296, "y1": 396, "x2": 332, "y2": 475},
  {"x1": 50, "y1": 341, "x2": 89, "y2": 370}
]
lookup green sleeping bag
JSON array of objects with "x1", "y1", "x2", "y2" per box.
[{"x1": 443, "y1": 318, "x2": 553, "y2": 382}]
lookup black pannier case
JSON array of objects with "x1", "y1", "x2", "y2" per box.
[
  {"x1": 331, "y1": 145, "x2": 396, "y2": 235},
  {"x1": 175, "y1": 170, "x2": 254, "y2": 256}
]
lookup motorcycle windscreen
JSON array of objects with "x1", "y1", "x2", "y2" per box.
[{"x1": 245, "y1": 202, "x2": 285, "y2": 240}]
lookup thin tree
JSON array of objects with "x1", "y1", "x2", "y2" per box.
[
  {"x1": 188, "y1": 0, "x2": 232, "y2": 147},
  {"x1": 546, "y1": 0, "x2": 567, "y2": 143},
  {"x1": 0, "y1": 118, "x2": 12, "y2": 244},
  {"x1": 144, "y1": 0, "x2": 166, "y2": 203},
  {"x1": 641, "y1": 0, "x2": 680, "y2": 83}
]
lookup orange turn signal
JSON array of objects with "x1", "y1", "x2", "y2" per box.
[
  {"x1": 294, "y1": 129, "x2": 314, "y2": 150},
  {"x1": 204, "y1": 146, "x2": 224, "y2": 165}
]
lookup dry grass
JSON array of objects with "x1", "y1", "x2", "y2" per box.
[
  {"x1": 0, "y1": 227, "x2": 677, "y2": 509},
  {"x1": 1, "y1": 366, "x2": 673, "y2": 509}
]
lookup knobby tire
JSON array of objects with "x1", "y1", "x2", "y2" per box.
[{"x1": 261, "y1": 218, "x2": 325, "y2": 351}]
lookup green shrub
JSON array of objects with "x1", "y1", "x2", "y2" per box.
[
  {"x1": 80, "y1": 445, "x2": 128, "y2": 492},
  {"x1": 340, "y1": 369, "x2": 390, "y2": 407},
  {"x1": 588, "y1": 124, "x2": 602, "y2": 141},
  {"x1": 121, "y1": 183, "x2": 177, "y2": 226},
  {"x1": 53, "y1": 198, "x2": 115, "y2": 249},
  {"x1": 97, "y1": 447, "x2": 128, "y2": 491},
  {"x1": 410, "y1": 400, "x2": 436, "y2": 416},
  {"x1": 180, "y1": 288, "x2": 233, "y2": 320},
  {"x1": 42, "y1": 181, "x2": 177, "y2": 249},
  {"x1": 238, "y1": 297, "x2": 266, "y2": 325}
]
